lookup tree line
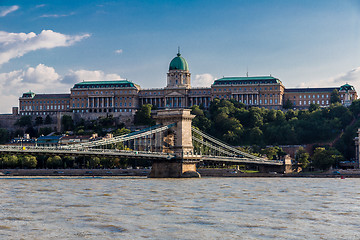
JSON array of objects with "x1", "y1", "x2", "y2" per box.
[{"x1": 0, "y1": 154, "x2": 146, "y2": 169}]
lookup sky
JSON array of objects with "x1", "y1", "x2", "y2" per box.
[{"x1": 0, "y1": 0, "x2": 359, "y2": 113}]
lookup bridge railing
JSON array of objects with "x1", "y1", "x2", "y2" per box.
[
  {"x1": 192, "y1": 127, "x2": 283, "y2": 164},
  {"x1": 0, "y1": 144, "x2": 176, "y2": 158},
  {"x1": 64, "y1": 123, "x2": 176, "y2": 149}
]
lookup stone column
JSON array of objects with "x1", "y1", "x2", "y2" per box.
[{"x1": 150, "y1": 109, "x2": 200, "y2": 178}]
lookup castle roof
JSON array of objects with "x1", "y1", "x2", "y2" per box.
[
  {"x1": 73, "y1": 80, "x2": 136, "y2": 89},
  {"x1": 213, "y1": 76, "x2": 282, "y2": 85}
]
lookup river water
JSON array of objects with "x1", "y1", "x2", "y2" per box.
[{"x1": 0, "y1": 177, "x2": 359, "y2": 239}]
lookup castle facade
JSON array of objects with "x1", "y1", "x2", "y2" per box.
[{"x1": 18, "y1": 51, "x2": 357, "y2": 117}]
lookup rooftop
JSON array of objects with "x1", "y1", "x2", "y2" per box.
[
  {"x1": 73, "y1": 80, "x2": 136, "y2": 89},
  {"x1": 213, "y1": 76, "x2": 282, "y2": 85},
  {"x1": 285, "y1": 87, "x2": 338, "y2": 93},
  {"x1": 169, "y1": 52, "x2": 189, "y2": 71},
  {"x1": 21, "y1": 92, "x2": 70, "y2": 99}
]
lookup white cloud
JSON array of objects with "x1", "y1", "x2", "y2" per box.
[
  {"x1": 115, "y1": 49, "x2": 123, "y2": 54},
  {"x1": 35, "y1": 4, "x2": 46, "y2": 8},
  {"x1": 0, "y1": 30, "x2": 90, "y2": 66},
  {"x1": 294, "y1": 67, "x2": 360, "y2": 93},
  {"x1": 40, "y1": 12, "x2": 75, "y2": 18},
  {"x1": 0, "y1": 5, "x2": 19, "y2": 17},
  {"x1": 333, "y1": 67, "x2": 360, "y2": 84},
  {"x1": 62, "y1": 69, "x2": 122, "y2": 84},
  {"x1": 0, "y1": 64, "x2": 66, "y2": 113},
  {"x1": 192, "y1": 73, "x2": 214, "y2": 87},
  {"x1": 0, "y1": 64, "x2": 121, "y2": 113},
  {"x1": 23, "y1": 64, "x2": 60, "y2": 83}
]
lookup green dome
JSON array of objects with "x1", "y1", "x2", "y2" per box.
[
  {"x1": 340, "y1": 83, "x2": 354, "y2": 91},
  {"x1": 169, "y1": 52, "x2": 189, "y2": 71}
]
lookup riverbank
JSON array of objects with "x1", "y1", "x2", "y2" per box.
[{"x1": 1, "y1": 168, "x2": 360, "y2": 178}]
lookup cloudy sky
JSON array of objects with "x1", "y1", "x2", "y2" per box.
[{"x1": 0, "y1": 0, "x2": 359, "y2": 113}]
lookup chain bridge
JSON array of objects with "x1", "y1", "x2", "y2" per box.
[{"x1": 0, "y1": 109, "x2": 290, "y2": 177}]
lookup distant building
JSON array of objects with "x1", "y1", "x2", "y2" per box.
[
  {"x1": 36, "y1": 136, "x2": 62, "y2": 147},
  {"x1": 284, "y1": 84, "x2": 357, "y2": 109},
  {"x1": 17, "y1": 50, "x2": 357, "y2": 117}
]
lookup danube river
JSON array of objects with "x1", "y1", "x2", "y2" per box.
[{"x1": 1, "y1": 177, "x2": 359, "y2": 239}]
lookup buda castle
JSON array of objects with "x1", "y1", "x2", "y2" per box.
[{"x1": 17, "y1": 51, "x2": 357, "y2": 120}]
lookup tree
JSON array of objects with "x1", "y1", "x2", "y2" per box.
[
  {"x1": 47, "y1": 156, "x2": 62, "y2": 168},
  {"x1": 2, "y1": 155, "x2": 18, "y2": 168},
  {"x1": 295, "y1": 147, "x2": 310, "y2": 169},
  {"x1": 134, "y1": 104, "x2": 155, "y2": 126},
  {"x1": 350, "y1": 99, "x2": 360, "y2": 116},
  {"x1": 39, "y1": 127, "x2": 52, "y2": 136},
  {"x1": 45, "y1": 115, "x2": 52, "y2": 124},
  {"x1": 61, "y1": 115, "x2": 74, "y2": 131},
  {"x1": 283, "y1": 99, "x2": 293, "y2": 109},
  {"x1": 330, "y1": 89, "x2": 341, "y2": 104},
  {"x1": 260, "y1": 146, "x2": 286, "y2": 160},
  {"x1": 35, "y1": 116, "x2": 43, "y2": 125},
  {"x1": 113, "y1": 127, "x2": 131, "y2": 136},
  {"x1": 0, "y1": 128, "x2": 9, "y2": 144},
  {"x1": 21, "y1": 155, "x2": 37, "y2": 168},
  {"x1": 63, "y1": 156, "x2": 74, "y2": 168},
  {"x1": 15, "y1": 116, "x2": 32, "y2": 127},
  {"x1": 309, "y1": 103, "x2": 320, "y2": 112},
  {"x1": 89, "y1": 157, "x2": 100, "y2": 169},
  {"x1": 311, "y1": 147, "x2": 344, "y2": 170}
]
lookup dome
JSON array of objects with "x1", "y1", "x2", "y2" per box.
[
  {"x1": 340, "y1": 83, "x2": 354, "y2": 91},
  {"x1": 169, "y1": 52, "x2": 189, "y2": 71}
]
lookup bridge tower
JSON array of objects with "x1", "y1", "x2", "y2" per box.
[{"x1": 149, "y1": 109, "x2": 201, "y2": 178}]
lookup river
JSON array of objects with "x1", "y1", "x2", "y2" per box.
[{"x1": 0, "y1": 177, "x2": 359, "y2": 239}]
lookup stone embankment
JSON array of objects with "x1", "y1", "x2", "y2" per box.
[
  {"x1": 1, "y1": 168, "x2": 360, "y2": 177},
  {"x1": 0, "y1": 169, "x2": 150, "y2": 177}
]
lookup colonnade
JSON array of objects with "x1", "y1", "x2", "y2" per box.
[
  {"x1": 188, "y1": 97, "x2": 211, "y2": 107},
  {"x1": 233, "y1": 94, "x2": 259, "y2": 105},
  {"x1": 88, "y1": 96, "x2": 114, "y2": 108}
]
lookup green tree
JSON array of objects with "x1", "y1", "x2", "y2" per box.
[
  {"x1": 3, "y1": 155, "x2": 19, "y2": 168},
  {"x1": 260, "y1": 146, "x2": 286, "y2": 160},
  {"x1": 309, "y1": 103, "x2": 320, "y2": 112},
  {"x1": 350, "y1": 99, "x2": 360, "y2": 116},
  {"x1": 47, "y1": 156, "x2": 62, "y2": 168},
  {"x1": 285, "y1": 109, "x2": 297, "y2": 121},
  {"x1": 21, "y1": 155, "x2": 37, "y2": 168},
  {"x1": 15, "y1": 116, "x2": 32, "y2": 127},
  {"x1": 89, "y1": 157, "x2": 100, "y2": 169},
  {"x1": 283, "y1": 99, "x2": 293, "y2": 109},
  {"x1": 330, "y1": 89, "x2": 341, "y2": 104},
  {"x1": 35, "y1": 116, "x2": 43, "y2": 125},
  {"x1": 134, "y1": 104, "x2": 155, "y2": 126},
  {"x1": 44, "y1": 115, "x2": 52, "y2": 124},
  {"x1": 39, "y1": 127, "x2": 53, "y2": 136},
  {"x1": 61, "y1": 115, "x2": 74, "y2": 131},
  {"x1": 295, "y1": 147, "x2": 310, "y2": 169},
  {"x1": 0, "y1": 128, "x2": 9, "y2": 144},
  {"x1": 311, "y1": 147, "x2": 343, "y2": 170},
  {"x1": 113, "y1": 127, "x2": 131, "y2": 136},
  {"x1": 63, "y1": 156, "x2": 74, "y2": 168}
]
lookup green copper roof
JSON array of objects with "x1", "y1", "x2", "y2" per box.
[
  {"x1": 73, "y1": 80, "x2": 136, "y2": 89},
  {"x1": 213, "y1": 76, "x2": 281, "y2": 85},
  {"x1": 340, "y1": 83, "x2": 354, "y2": 91},
  {"x1": 22, "y1": 91, "x2": 35, "y2": 98},
  {"x1": 169, "y1": 52, "x2": 189, "y2": 71}
]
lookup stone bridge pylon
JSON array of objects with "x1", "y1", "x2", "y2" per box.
[{"x1": 149, "y1": 109, "x2": 201, "y2": 178}]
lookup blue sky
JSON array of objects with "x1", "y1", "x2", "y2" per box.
[{"x1": 0, "y1": 0, "x2": 359, "y2": 112}]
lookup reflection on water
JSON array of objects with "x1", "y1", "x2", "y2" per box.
[{"x1": 0, "y1": 177, "x2": 360, "y2": 239}]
